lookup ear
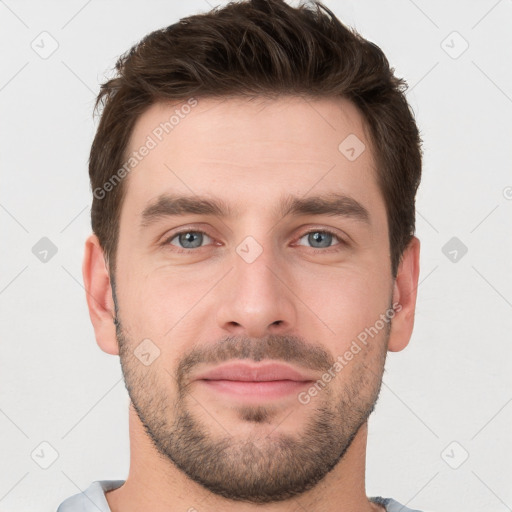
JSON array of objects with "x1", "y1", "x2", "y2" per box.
[
  {"x1": 82, "y1": 234, "x2": 119, "y2": 355},
  {"x1": 387, "y1": 236, "x2": 421, "y2": 352}
]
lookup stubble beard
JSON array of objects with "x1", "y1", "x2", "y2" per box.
[{"x1": 116, "y1": 326, "x2": 388, "y2": 504}]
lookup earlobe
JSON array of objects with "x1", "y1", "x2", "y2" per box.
[
  {"x1": 82, "y1": 234, "x2": 119, "y2": 355},
  {"x1": 387, "y1": 236, "x2": 421, "y2": 352}
]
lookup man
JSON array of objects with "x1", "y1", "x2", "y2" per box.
[{"x1": 58, "y1": 0, "x2": 425, "y2": 510}]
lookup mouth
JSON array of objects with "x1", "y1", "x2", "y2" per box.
[
  {"x1": 199, "y1": 379, "x2": 312, "y2": 399},
  {"x1": 193, "y1": 361, "x2": 315, "y2": 401}
]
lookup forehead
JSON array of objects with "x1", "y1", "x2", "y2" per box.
[{"x1": 120, "y1": 95, "x2": 384, "y2": 226}]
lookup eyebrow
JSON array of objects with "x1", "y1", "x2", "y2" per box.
[{"x1": 140, "y1": 192, "x2": 371, "y2": 228}]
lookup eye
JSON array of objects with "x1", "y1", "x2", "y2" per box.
[
  {"x1": 166, "y1": 230, "x2": 213, "y2": 250},
  {"x1": 295, "y1": 229, "x2": 345, "y2": 250},
  {"x1": 161, "y1": 227, "x2": 347, "y2": 254}
]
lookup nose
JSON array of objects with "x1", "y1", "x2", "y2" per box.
[{"x1": 215, "y1": 242, "x2": 298, "y2": 339}]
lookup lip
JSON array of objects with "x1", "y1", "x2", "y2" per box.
[
  {"x1": 193, "y1": 361, "x2": 315, "y2": 401},
  {"x1": 193, "y1": 361, "x2": 316, "y2": 383}
]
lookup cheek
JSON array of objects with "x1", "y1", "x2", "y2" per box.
[
  {"x1": 118, "y1": 266, "x2": 216, "y2": 343},
  {"x1": 117, "y1": 278, "x2": 198, "y2": 385},
  {"x1": 294, "y1": 264, "x2": 391, "y2": 344}
]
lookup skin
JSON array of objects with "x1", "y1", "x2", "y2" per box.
[{"x1": 83, "y1": 95, "x2": 420, "y2": 512}]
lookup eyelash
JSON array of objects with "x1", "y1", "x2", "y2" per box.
[{"x1": 161, "y1": 228, "x2": 347, "y2": 254}]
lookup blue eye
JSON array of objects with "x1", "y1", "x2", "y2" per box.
[
  {"x1": 296, "y1": 230, "x2": 343, "y2": 249},
  {"x1": 163, "y1": 228, "x2": 346, "y2": 254},
  {"x1": 168, "y1": 231, "x2": 213, "y2": 249}
]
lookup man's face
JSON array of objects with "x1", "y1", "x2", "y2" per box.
[{"x1": 113, "y1": 96, "x2": 394, "y2": 503}]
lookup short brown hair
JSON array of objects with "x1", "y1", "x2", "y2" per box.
[{"x1": 89, "y1": 0, "x2": 422, "y2": 279}]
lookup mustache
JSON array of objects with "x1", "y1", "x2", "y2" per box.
[{"x1": 175, "y1": 334, "x2": 335, "y2": 385}]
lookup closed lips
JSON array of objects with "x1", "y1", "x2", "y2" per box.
[{"x1": 194, "y1": 362, "x2": 315, "y2": 382}]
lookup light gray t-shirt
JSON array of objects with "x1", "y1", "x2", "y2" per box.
[{"x1": 56, "y1": 480, "x2": 427, "y2": 512}]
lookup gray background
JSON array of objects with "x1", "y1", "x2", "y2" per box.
[{"x1": 1, "y1": 1, "x2": 511, "y2": 511}]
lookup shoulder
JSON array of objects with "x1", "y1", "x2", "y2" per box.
[
  {"x1": 370, "y1": 496, "x2": 438, "y2": 512},
  {"x1": 57, "y1": 480, "x2": 125, "y2": 512}
]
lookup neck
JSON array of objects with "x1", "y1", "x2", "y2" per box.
[{"x1": 106, "y1": 403, "x2": 383, "y2": 512}]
